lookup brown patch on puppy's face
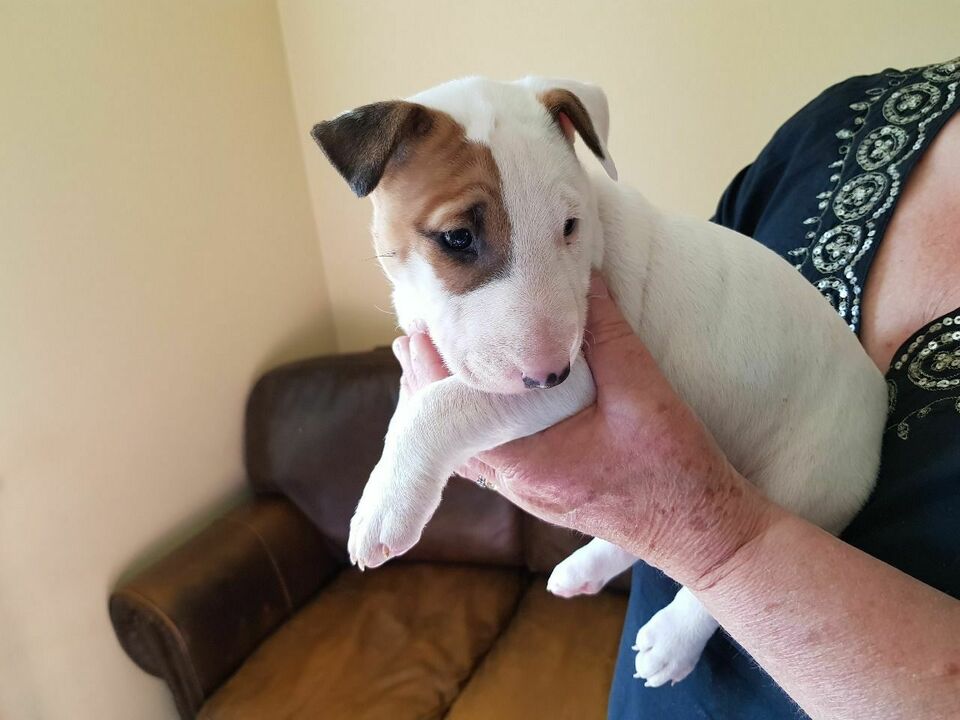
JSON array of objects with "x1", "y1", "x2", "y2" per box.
[
  {"x1": 313, "y1": 78, "x2": 616, "y2": 393},
  {"x1": 370, "y1": 109, "x2": 512, "y2": 296}
]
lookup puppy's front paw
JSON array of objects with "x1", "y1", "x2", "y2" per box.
[
  {"x1": 632, "y1": 605, "x2": 710, "y2": 687},
  {"x1": 347, "y1": 505, "x2": 391, "y2": 571},
  {"x1": 346, "y1": 461, "x2": 438, "y2": 570},
  {"x1": 546, "y1": 555, "x2": 606, "y2": 598}
]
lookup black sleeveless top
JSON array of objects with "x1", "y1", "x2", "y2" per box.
[{"x1": 608, "y1": 56, "x2": 960, "y2": 719}]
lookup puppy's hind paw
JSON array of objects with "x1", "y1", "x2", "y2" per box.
[
  {"x1": 546, "y1": 556, "x2": 606, "y2": 598},
  {"x1": 632, "y1": 607, "x2": 708, "y2": 687}
]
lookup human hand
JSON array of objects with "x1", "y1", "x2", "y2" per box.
[{"x1": 392, "y1": 273, "x2": 776, "y2": 588}]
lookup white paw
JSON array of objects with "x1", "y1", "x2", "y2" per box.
[
  {"x1": 346, "y1": 459, "x2": 438, "y2": 570},
  {"x1": 546, "y1": 555, "x2": 606, "y2": 598},
  {"x1": 632, "y1": 605, "x2": 711, "y2": 687}
]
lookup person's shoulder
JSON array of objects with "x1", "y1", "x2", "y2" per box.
[
  {"x1": 711, "y1": 65, "x2": 909, "y2": 235},
  {"x1": 770, "y1": 67, "x2": 905, "y2": 147}
]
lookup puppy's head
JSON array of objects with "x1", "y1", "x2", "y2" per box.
[{"x1": 312, "y1": 77, "x2": 616, "y2": 394}]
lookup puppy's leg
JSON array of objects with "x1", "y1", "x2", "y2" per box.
[
  {"x1": 547, "y1": 538, "x2": 637, "y2": 597},
  {"x1": 348, "y1": 359, "x2": 595, "y2": 569},
  {"x1": 633, "y1": 586, "x2": 719, "y2": 687}
]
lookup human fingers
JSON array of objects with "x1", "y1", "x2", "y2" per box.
[
  {"x1": 392, "y1": 335, "x2": 413, "y2": 395},
  {"x1": 584, "y1": 273, "x2": 658, "y2": 397},
  {"x1": 409, "y1": 332, "x2": 450, "y2": 389}
]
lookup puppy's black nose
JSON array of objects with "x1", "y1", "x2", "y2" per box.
[{"x1": 522, "y1": 363, "x2": 571, "y2": 389}]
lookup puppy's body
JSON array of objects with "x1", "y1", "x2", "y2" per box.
[
  {"x1": 596, "y1": 179, "x2": 883, "y2": 532},
  {"x1": 312, "y1": 77, "x2": 887, "y2": 687}
]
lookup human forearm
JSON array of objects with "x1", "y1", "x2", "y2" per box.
[
  {"x1": 690, "y1": 506, "x2": 960, "y2": 720},
  {"x1": 392, "y1": 283, "x2": 960, "y2": 715}
]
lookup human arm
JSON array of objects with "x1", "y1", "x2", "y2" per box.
[
  {"x1": 694, "y1": 505, "x2": 960, "y2": 720},
  {"x1": 395, "y1": 274, "x2": 960, "y2": 720}
]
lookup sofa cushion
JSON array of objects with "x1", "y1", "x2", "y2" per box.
[
  {"x1": 198, "y1": 563, "x2": 526, "y2": 720},
  {"x1": 445, "y1": 583, "x2": 627, "y2": 720}
]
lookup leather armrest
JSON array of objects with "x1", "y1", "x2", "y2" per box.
[{"x1": 109, "y1": 496, "x2": 338, "y2": 720}]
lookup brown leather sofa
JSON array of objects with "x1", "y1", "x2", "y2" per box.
[{"x1": 110, "y1": 349, "x2": 629, "y2": 719}]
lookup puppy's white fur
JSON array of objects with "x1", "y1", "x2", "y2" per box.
[{"x1": 335, "y1": 77, "x2": 887, "y2": 686}]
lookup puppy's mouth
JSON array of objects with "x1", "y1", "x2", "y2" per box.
[
  {"x1": 459, "y1": 344, "x2": 582, "y2": 394},
  {"x1": 437, "y1": 320, "x2": 585, "y2": 395},
  {"x1": 453, "y1": 359, "x2": 531, "y2": 395}
]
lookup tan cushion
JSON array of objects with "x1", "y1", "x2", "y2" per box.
[
  {"x1": 199, "y1": 563, "x2": 526, "y2": 720},
  {"x1": 446, "y1": 583, "x2": 627, "y2": 720}
]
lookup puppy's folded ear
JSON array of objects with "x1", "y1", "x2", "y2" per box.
[
  {"x1": 311, "y1": 101, "x2": 433, "y2": 197},
  {"x1": 516, "y1": 77, "x2": 618, "y2": 181}
]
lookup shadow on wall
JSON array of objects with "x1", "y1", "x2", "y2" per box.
[
  {"x1": 329, "y1": 302, "x2": 401, "y2": 354},
  {"x1": 109, "y1": 488, "x2": 249, "y2": 592},
  {"x1": 254, "y1": 314, "x2": 340, "y2": 379},
  {"x1": 108, "y1": 311, "x2": 335, "y2": 591}
]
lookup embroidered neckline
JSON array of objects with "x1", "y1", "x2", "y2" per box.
[
  {"x1": 885, "y1": 306, "x2": 960, "y2": 439},
  {"x1": 787, "y1": 57, "x2": 960, "y2": 333}
]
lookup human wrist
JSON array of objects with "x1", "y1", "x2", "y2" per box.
[{"x1": 640, "y1": 465, "x2": 785, "y2": 591}]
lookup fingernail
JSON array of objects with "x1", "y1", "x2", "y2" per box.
[
  {"x1": 391, "y1": 338, "x2": 402, "y2": 360},
  {"x1": 590, "y1": 272, "x2": 610, "y2": 298},
  {"x1": 409, "y1": 332, "x2": 423, "y2": 363}
]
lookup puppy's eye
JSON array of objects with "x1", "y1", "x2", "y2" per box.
[
  {"x1": 440, "y1": 228, "x2": 474, "y2": 251},
  {"x1": 563, "y1": 218, "x2": 578, "y2": 238}
]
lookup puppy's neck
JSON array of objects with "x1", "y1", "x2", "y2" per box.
[{"x1": 589, "y1": 173, "x2": 659, "y2": 321}]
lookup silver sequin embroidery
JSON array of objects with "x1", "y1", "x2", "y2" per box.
[
  {"x1": 888, "y1": 314, "x2": 960, "y2": 439},
  {"x1": 787, "y1": 57, "x2": 960, "y2": 332}
]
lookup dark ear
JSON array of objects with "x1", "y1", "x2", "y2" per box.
[
  {"x1": 539, "y1": 89, "x2": 606, "y2": 157},
  {"x1": 516, "y1": 77, "x2": 618, "y2": 180},
  {"x1": 310, "y1": 101, "x2": 433, "y2": 197}
]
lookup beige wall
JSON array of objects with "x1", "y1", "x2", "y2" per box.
[
  {"x1": 279, "y1": 0, "x2": 960, "y2": 352},
  {"x1": 2, "y1": 2, "x2": 957, "y2": 718},
  {"x1": 0, "y1": 2, "x2": 334, "y2": 719}
]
